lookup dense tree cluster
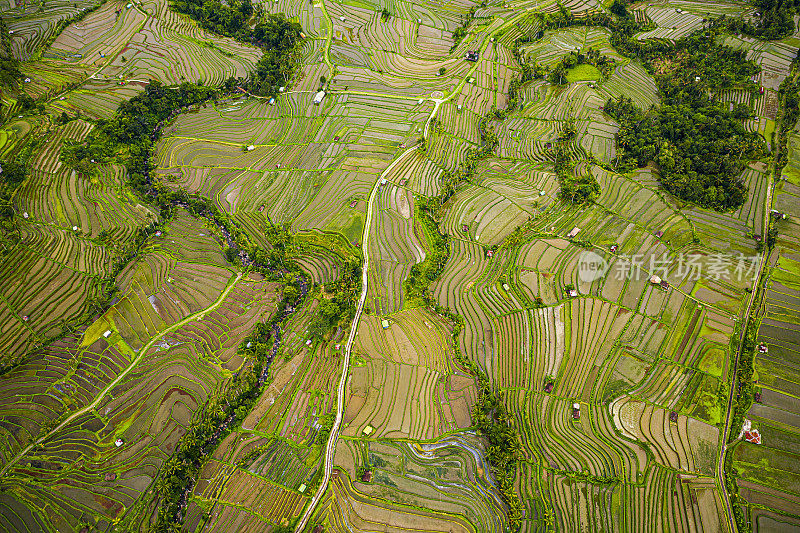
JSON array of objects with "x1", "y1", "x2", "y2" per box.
[
  {"x1": 62, "y1": 80, "x2": 217, "y2": 197},
  {"x1": 307, "y1": 258, "x2": 360, "y2": 340},
  {"x1": 540, "y1": 5, "x2": 767, "y2": 211},
  {"x1": 605, "y1": 95, "x2": 763, "y2": 210},
  {"x1": 549, "y1": 136, "x2": 601, "y2": 204},
  {"x1": 549, "y1": 47, "x2": 616, "y2": 84},
  {"x1": 403, "y1": 196, "x2": 449, "y2": 306},
  {"x1": 662, "y1": 32, "x2": 760, "y2": 99},
  {"x1": 775, "y1": 57, "x2": 800, "y2": 171},
  {"x1": 0, "y1": 17, "x2": 20, "y2": 88},
  {"x1": 154, "y1": 363, "x2": 264, "y2": 529},
  {"x1": 604, "y1": 31, "x2": 764, "y2": 211},
  {"x1": 171, "y1": 0, "x2": 256, "y2": 40},
  {"x1": 721, "y1": 0, "x2": 798, "y2": 40},
  {"x1": 170, "y1": 0, "x2": 303, "y2": 97},
  {"x1": 248, "y1": 14, "x2": 304, "y2": 97},
  {"x1": 469, "y1": 366, "x2": 523, "y2": 528},
  {"x1": 0, "y1": 159, "x2": 26, "y2": 221},
  {"x1": 609, "y1": 0, "x2": 629, "y2": 18}
]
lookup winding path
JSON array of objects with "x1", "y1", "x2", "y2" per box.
[
  {"x1": 292, "y1": 144, "x2": 419, "y2": 532},
  {"x1": 0, "y1": 272, "x2": 243, "y2": 479},
  {"x1": 293, "y1": 8, "x2": 540, "y2": 532}
]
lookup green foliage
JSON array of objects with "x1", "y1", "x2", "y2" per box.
[
  {"x1": 559, "y1": 170, "x2": 600, "y2": 204},
  {"x1": 726, "y1": 320, "x2": 761, "y2": 533},
  {"x1": 403, "y1": 197, "x2": 449, "y2": 306},
  {"x1": 248, "y1": 14, "x2": 304, "y2": 97},
  {"x1": 542, "y1": 3, "x2": 664, "y2": 59},
  {"x1": 154, "y1": 364, "x2": 265, "y2": 530},
  {"x1": 610, "y1": 0, "x2": 629, "y2": 18},
  {"x1": 0, "y1": 17, "x2": 20, "y2": 88},
  {"x1": 776, "y1": 57, "x2": 800, "y2": 172},
  {"x1": 17, "y1": 93, "x2": 35, "y2": 111},
  {"x1": 171, "y1": 0, "x2": 254, "y2": 40},
  {"x1": 307, "y1": 258, "x2": 360, "y2": 340},
  {"x1": 0, "y1": 159, "x2": 27, "y2": 221},
  {"x1": 470, "y1": 370, "x2": 523, "y2": 529},
  {"x1": 605, "y1": 93, "x2": 763, "y2": 210},
  {"x1": 450, "y1": 6, "x2": 477, "y2": 51},
  {"x1": 169, "y1": 0, "x2": 304, "y2": 98},
  {"x1": 548, "y1": 127, "x2": 601, "y2": 204},
  {"x1": 62, "y1": 80, "x2": 218, "y2": 197},
  {"x1": 597, "y1": 29, "x2": 764, "y2": 211},
  {"x1": 718, "y1": 0, "x2": 798, "y2": 40},
  {"x1": 663, "y1": 32, "x2": 760, "y2": 98},
  {"x1": 316, "y1": 412, "x2": 336, "y2": 444},
  {"x1": 549, "y1": 47, "x2": 616, "y2": 85}
]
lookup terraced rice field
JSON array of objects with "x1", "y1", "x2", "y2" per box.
[
  {"x1": 737, "y1": 203, "x2": 800, "y2": 528},
  {"x1": 0, "y1": 210, "x2": 284, "y2": 531},
  {"x1": 2, "y1": 0, "x2": 798, "y2": 530}
]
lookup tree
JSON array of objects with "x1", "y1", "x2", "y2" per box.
[
  {"x1": 610, "y1": 0, "x2": 628, "y2": 18},
  {"x1": 438, "y1": 66, "x2": 446, "y2": 76},
  {"x1": 282, "y1": 285, "x2": 298, "y2": 303}
]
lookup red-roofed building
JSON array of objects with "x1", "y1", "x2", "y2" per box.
[{"x1": 743, "y1": 429, "x2": 761, "y2": 444}]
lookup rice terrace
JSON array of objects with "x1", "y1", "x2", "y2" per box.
[{"x1": 2, "y1": 0, "x2": 800, "y2": 530}]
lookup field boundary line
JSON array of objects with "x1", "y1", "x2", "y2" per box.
[{"x1": 0, "y1": 272, "x2": 243, "y2": 478}]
